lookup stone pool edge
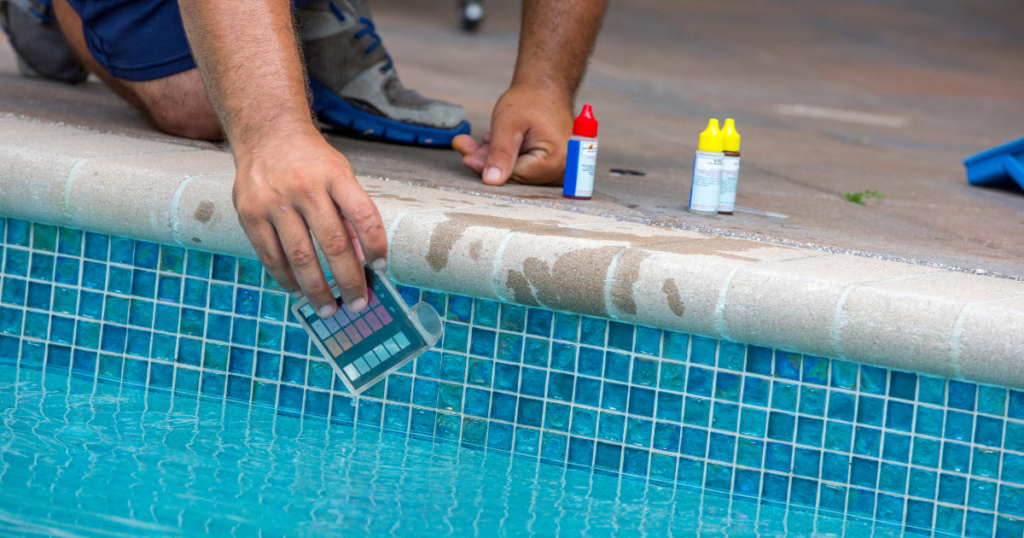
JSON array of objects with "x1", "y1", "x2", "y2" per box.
[{"x1": 1, "y1": 116, "x2": 1022, "y2": 389}]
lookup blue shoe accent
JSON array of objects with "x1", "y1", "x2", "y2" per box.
[{"x1": 310, "y1": 78, "x2": 470, "y2": 148}]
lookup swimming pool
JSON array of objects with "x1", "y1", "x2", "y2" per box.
[{"x1": 3, "y1": 217, "x2": 1024, "y2": 537}]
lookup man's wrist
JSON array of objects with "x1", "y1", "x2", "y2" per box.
[
  {"x1": 230, "y1": 120, "x2": 323, "y2": 164},
  {"x1": 505, "y1": 78, "x2": 574, "y2": 111}
]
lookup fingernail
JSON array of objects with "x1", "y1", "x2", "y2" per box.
[
  {"x1": 483, "y1": 167, "x2": 501, "y2": 183},
  {"x1": 350, "y1": 297, "x2": 367, "y2": 312},
  {"x1": 319, "y1": 304, "x2": 336, "y2": 317},
  {"x1": 371, "y1": 258, "x2": 387, "y2": 270},
  {"x1": 290, "y1": 291, "x2": 304, "y2": 298}
]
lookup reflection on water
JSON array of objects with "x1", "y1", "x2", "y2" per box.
[{"x1": 0, "y1": 366, "x2": 905, "y2": 537}]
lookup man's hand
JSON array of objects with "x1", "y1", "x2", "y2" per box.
[
  {"x1": 453, "y1": 85, "x2": 573, "y2": 186},
  {"x1": 453, "y1": 0, "x2": 607, "y2": 186},
  {"x1": 233, "y1": 132, "x2": 387, "y2": 318},
  {"x1": 178, "y1": 0, "x2": 387, "y2": 318}
]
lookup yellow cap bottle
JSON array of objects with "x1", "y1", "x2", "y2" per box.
[
  {"x1": 718, "y1": 118, "x2": 741, "y2": 215},
  {"x1": 721, "y1": 118, "x2": 741, "y2": 153},
  {"x1": 690, "y1": 119, "x2": 725, "y2": 215},
  {"x1": 697, "y1": 119, "x2": 724, "y2": 152}
]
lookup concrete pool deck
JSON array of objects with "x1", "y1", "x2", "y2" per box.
[
  {"x1": 1, "y1": 0, "x2": 1023, "y2": 387},
  {"x1": 1, "y1": 0, "x2": 1022, "y2": 278}
]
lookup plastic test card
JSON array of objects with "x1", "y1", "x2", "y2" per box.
[{"x1": 291, "y1": 267, "x2": 442, "y2": 395}]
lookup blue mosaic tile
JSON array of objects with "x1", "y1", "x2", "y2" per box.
[
  {"x1": 525, "y1": 308, "x2": 552, "y2": 337},
  {"x1": 713, "y1": 402, "x2": 739, "y2": 432},
  {"x1": 743, "y1": 377, "x2": 770, "y2": 407},
  {"x1": 716, "y1": 372, "x2": 742, "y2": 402},
  {"x1": 949, "y1": 380, "x2": 978, "y2": 411},
  {"x1": 9, "y1": 223, "x2": 1024, "y2": 534},
  {"x1": 499, "y1": 303, "x2": 525, "y2": 332},
  {"x1": 716, "y1": 341, "x2": 744, "y2": 372},
  {"x1": 29, "y1": 253, "x2": 54, "y2": 283},
  {"x1": 774, "y1": 352, "x2": 800, "y2": 381},
  {"x1": 656, "y1": 392, "x2": 682, "y2": 422},
  {"x1": 472, "y1": 299, "x2": 498, "y2": 328},
  {"x1": 684, "y1": 397, "x2": 711, "y2": 427},
  {"x1": 446, "y1": 295, "x2": 472, "y2": 322},
  {"x1": 630, "y1": 327, "x2": 658, "y2": 357},
  {"x1": 579, "y1": 316, "x2": 605, "y2": 347},
  {"x1": 442, "y1": 323, "x2": 469, "y2": 353},
  {"x1": 739, "y1": 407, "x2": 767, "y2": 438},
  {"x1": 772, "y1": 382, "x2": 798, "y2": 412},
  {"x1": 606, "y1": 322, "x2": 632, "y2": 352},
  {"x1": 691, "y1": 336, "x2": 716, "y2": 366}
]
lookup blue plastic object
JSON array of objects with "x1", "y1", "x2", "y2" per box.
[{"x1": 964, "y1": 137, "x2": 1024, "y2": 190}]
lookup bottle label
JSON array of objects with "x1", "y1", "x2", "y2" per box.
[
  {"x1": 689, "y1": 153, "x2": 723, "y2": 212},
  {"x1": 563, "y1": 139, "x2": 598, "y2": 198},
  {"x1": 719, "y1": 156, "x2": 740, "y2": 212}
]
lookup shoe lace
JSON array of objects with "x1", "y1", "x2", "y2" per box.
[{"x1": 328, "y1": 3, "x2": 394, "y2": 72}]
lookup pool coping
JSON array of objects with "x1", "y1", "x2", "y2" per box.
[{"x1": 1, "y1": 116, "x2": 1023, "y2": 389}]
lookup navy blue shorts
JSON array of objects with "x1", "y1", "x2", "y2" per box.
[{"x1": 65, "y1": 0, "x2": 307, "y2": 81}]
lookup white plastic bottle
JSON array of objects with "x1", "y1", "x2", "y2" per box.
[
  {"x1": 688, "y1": 119, "x2": 724, "y2": 215},
  {"x1": 563, "y1": 104, "x2": 599, "y2": 200},
  {"x1": 718, "y1": 118, "x2": 741, "y2": 214}
]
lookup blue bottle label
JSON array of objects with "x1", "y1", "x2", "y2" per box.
[{"x1": 563, "y1": 138, "x2": 598, "y2": 197}]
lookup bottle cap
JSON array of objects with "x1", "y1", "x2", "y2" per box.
[
  {"x1": 698, "y1": 119, "x2": 724, "y2": 152},
  {"x1": 572, "y1": 104, "x2": 598, "y2": 138},
  {"x1": 722, "y1": 118, "x2": 741, "y2": 152}
]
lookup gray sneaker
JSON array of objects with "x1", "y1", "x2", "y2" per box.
[
  {"x1": 298, "y1": 0, "x2": 470, "y2": 147},
  {"x1": 0, "y1": 0, "x2": 88, "y2": 84}
]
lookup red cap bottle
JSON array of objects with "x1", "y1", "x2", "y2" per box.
[{"x1": 572, "y1": 104, "x2": 598, "y2": 138}]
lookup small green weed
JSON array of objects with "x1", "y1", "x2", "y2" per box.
[{"x1": 841, "y1": 191, "x2": 885, "y2": 206}]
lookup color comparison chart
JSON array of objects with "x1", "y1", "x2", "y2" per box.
[{"x1": 295, "y1": 277, "x2": 424, "y2": 393}]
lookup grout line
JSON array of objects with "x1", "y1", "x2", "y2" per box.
[
  {"x1": 949, "y1": 294, "x2": 1024, "y2": 381},
  {"x1": 603, "y1": 247, "x2": 628, "y2": 321},
  {"x1": 167, "y1": 173, "x2": 234, "y2": 248},
  {"x1": 61, "y1": 150, "x2": 202, "y2": 230},
  {"x1": 715, "y1": 266, "x2": 742, "y2": 342},
  {"x1": 829, "y1": 271, "x2": 946, "y2": 364},
  {"x1": 490, "y1": 231, "x2": 517, "y2": 304}
]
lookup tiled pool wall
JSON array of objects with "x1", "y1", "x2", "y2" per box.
[{"x1": 2, "y1": 216, "x2": 1024, "y2": 537}]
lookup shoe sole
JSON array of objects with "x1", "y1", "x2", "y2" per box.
[{"x1": 310, "y1": 78, "x2": 470, "y2": 148}]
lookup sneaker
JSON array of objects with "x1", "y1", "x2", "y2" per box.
[
  {"x1": 0, "y1": 0, "x2": 88, "y2": 83},
  {"x1": 297, "y1": 0, "x2": 470, "y2": 147}
]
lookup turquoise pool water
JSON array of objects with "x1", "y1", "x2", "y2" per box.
[{"x1": 0, "y1": 365, "x2": 910, "y2": 537}]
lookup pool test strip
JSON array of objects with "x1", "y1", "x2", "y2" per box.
[{"x1": 291, "y1": 267, "x2": 442, "y2": 395}]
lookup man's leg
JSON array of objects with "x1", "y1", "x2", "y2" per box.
[{"x1": 51, "y1": 0, "x2": 221, "y2": 140}]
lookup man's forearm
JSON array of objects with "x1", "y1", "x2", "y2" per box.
[
  {"x1": 512, "y1": 0, "x2": 608, "y2": 108},
  {"x1": 178, "y1": 0, "x2": 316, "y2": 153}
]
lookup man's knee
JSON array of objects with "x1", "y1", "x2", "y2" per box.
[
  {"x1": 143, "y1": 96, "x2": 223, "y2": 141},
  {"x1": 135, "y1": 72, "x2": 223, "y2": 141}
]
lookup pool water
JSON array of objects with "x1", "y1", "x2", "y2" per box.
[{"x1": 0, "y1": 366, "x2": 911, "y2": 537}]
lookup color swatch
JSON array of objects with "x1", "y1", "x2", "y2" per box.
[{"x1": 296, "y1": 277, "x2": 425, "y2": 392}]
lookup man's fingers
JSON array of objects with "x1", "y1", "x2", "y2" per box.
[
  {"x1": 461, "y1": 142, "x2": 489, "y2": 175},
  {"x1": 509, "y1": 147, "x2": 565, "y2": 185},
  {"x1": 452, "y1": 134, "x2": 480, "y2": 156},
  {"x1": 455, "y1": 133, "x2": 490, "y2": 176},
  {"x1": 329, "y1": 178, "x2": 388, "y2": 272},
  {"x1": 271, "y1": 209, "x2": 338, "y2": 317},
  {"x1": 481, "y1": 119, "x2": 524, "y2": 186},
  {"x1": 239, "y1": 216, "x2": 302, "y2": 296},
  {"x1": 301, "y1": 196, "x2": 369, "y2": 314}
]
